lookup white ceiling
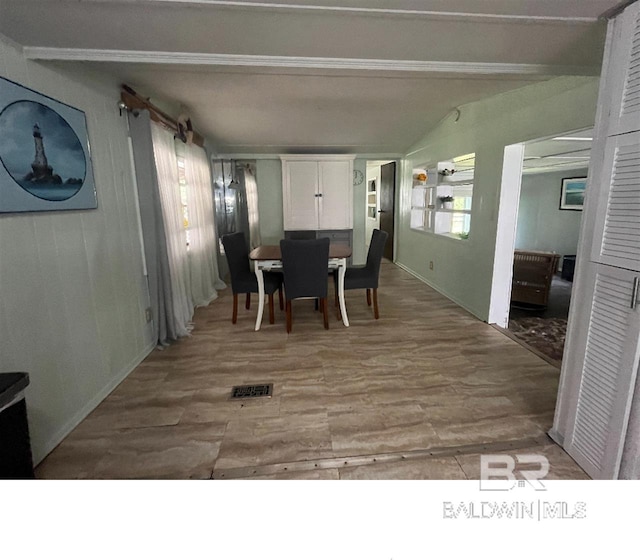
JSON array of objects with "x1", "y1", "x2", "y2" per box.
[
  {"x1": 523, "y1": 129, "x2": 593, "y2": 174},
  {"x1": 0, "y1": 0, "x2": 623, "y2": 155}
]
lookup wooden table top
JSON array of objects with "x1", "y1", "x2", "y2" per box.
[{"x1": 249, "y1": 244, "x2": 352, "y2": 260}]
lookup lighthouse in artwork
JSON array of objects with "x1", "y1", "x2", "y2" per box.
[
  {"x1": 24, "y1": 123, "x2": 62, "y2": 184},
  {"x1": 32, "y1": 124, "x2": 50, "y2": 177}
]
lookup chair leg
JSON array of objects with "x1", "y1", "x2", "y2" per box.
[
  {"x1": 314, "y1": 298, "x2": 319, "y2": 311},
  {"x1": 232, "y1": 293, "x2": 238, "y2": 324},
  {"x1": 372, "y1": 288, "x2": 379, "y2": 319},
  {"x1": 322, "y1": 297, "x2": 329, "y2": 330},
  {"x1": 278, "y1": 286, "x2": 284, "y2": 310},
  {"x1": 366, "y1": 289, "x2": 372, "y2": 306},
  {"x1": 268, "y1": 293, "x2": 275, "y2": 324},
  {"x1": 285, "y1": 300, "x2": 292, "y2": 333},
  {"x1": 245, "y1": 293, "x2": 251, "y2": 309}
]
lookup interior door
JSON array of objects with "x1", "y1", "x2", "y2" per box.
[
  {"x1": 564, "y1": 264, "x2": 640, "y2": 478},
  {"x1": 553, "y1": 1, "x2": 640, "y2": 479},
  {"x1": 379, "y1": 162, "x2": 396, "y2": 260},
  {"x1": 607, "y1": 0, "x2": 640, "y2": 137},
  {"x1": 590, "y1": 130, "x2": 640, "y2": 272}
]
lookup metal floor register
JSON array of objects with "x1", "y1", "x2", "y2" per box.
[{"x1": 230, "y1": 384, "x2": 274, "y2": 399}]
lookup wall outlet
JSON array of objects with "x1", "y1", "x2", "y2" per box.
[
  {"x1": 145, "y1": 307, "x2": 153, "y2": 323},
  {"x1": 429, "y1": 261, "x2": 434, "y2": 270}
]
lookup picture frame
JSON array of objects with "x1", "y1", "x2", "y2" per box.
[
  {"x1": 559, "y1": 177, "x2": 587, "y2": 211},
  {"x1": 0, "y1": 76, "x2": 97, "y2": 213}
]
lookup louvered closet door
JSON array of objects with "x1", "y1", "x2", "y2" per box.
[
  {"x1": 591, "y1": 131, "x2": 640, "y2": 272},
  {"x1": 608, "y1": 1, "x2": 640, "y2": 136},
  {"x1": 566, "y1": 264, "x2": 640, "y2": 479}
]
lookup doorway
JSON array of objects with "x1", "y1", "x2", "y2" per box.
[
  {"x1": 490, "y1": 129, "x2": 592, "y2": 365},
  {"x1": 365, "y1": 160, "x2": 396, "y2": 261}
]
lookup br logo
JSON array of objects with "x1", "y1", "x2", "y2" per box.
[{"x1": 480, "y1": 454, "x2": 549, "y2": 491}]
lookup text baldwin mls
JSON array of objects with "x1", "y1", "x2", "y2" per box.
[{"x1": 443, "y1": 501, "x2": 587, "y2": 520}]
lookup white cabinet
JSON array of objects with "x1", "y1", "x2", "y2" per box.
[
  {"x1": 282, "y1": 156, "x2": 354, "y2": 231},
  {"x1": 283, "y1": 160, "x2": 318, "y2": 230},
  {"x1": 588, "y1": 2, "x2": 640, "y2": 274},
  {"x1": 554, "y1": 1, "x2": 640, "y2": 479},
  {"x1": 606, "y1": 1, "x2": 640, "y2": 137},
  {"x1": 564, "y1": 264, "x2": 640, "y2": 479},
  {"x1": 590, "y1": 131, "x2": 640, "y2": 272}
]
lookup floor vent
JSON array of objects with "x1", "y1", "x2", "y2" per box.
[{"x1": 230, "y1": 384, "x2": 273, "y2": 399}]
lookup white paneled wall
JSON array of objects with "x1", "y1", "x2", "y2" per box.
[{"x1": 0, "y1": 37, "x2": 154, "y2": 463}]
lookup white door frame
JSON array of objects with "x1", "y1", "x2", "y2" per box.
[{"x1": 488, "y1": 143, "x2": 525, "y2": 327}]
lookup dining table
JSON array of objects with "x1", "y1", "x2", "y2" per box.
[{"x1": 249, "y1": 243, "x2": 352, "y2": 331}]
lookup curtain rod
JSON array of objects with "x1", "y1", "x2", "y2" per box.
[{"x1": 120, "y1": 84, "x2": 205, "y2": 148}]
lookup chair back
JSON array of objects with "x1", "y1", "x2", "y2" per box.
[
  {"x1": 280, "y1": 238, "x2": 330, "y2": 301},
  {"x1": 285, "y1": 231, "x2": 316, "y2": 240},
  {"x1": 365, "y1": 229, "x2": 389, "y2": 281},
  {"x1": 221, "y1": 232, "x2": 252, "y2": 291}
]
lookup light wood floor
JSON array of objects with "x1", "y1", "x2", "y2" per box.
[{"x1": 36, "y1": 261, "x2": 588, "y2": 479}]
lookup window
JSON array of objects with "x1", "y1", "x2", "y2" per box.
[
  {"x1": 177, "y1": 157, "x2": 191, "y2": 247},
  {"x1": 411, "y1": 153, "x2": 474, "y2": 240}
]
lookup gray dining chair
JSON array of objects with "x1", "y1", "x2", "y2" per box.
[
  {"x1": 221, "y1": 232, "x2": 283, "y2": 325},
  {"x1": 335, "y1": 228, "x2": 388, "y2": 319},
  {"x1": 280, "y1": 237, "x2": 330, "y2": 333}
]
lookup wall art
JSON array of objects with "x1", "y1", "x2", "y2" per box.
[{"x1": 0, "y1": 76, "x2": 96, "y2": 213}]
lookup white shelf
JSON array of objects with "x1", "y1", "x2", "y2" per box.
[
  {"x1": 411, "y1": 154, "x2": 474, "y2": 236},
  {"x1": 438, "y1": 180, "x2": 474, "y2": 187},
  {"x1": 439, "y1": 232, "x2": 469, "y2": 241}
]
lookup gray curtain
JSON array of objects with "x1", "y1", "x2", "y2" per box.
[
  {"x1": 242, "y1": 163, "x2": 262, "y2": 249},
  {"x1": 128, "y1": 110, "x2": 180, "y2": 346}
]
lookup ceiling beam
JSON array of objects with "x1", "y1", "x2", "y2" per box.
[{"x1": 23, "y1": 47, "x2": 601, "y2": 76}]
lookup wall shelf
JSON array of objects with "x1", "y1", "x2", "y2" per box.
[
  {"x1": 411, "y1": 154, "x2": 474, "y2": 238},
  {"x1": 436, "y1": 208, "x2": 471, "y2": 214}
]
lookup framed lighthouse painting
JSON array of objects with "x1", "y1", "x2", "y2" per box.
[{"x1": 0, "y1": 76, "x2": 97, "y2": 213}]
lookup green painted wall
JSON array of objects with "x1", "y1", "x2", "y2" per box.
[
  {"x1": 397, "y1": 76, "x2": 600, "y2": 321},
  {"x1": 255, "y1": 159, "x2": 284, "y2": 245},
  {"x1": 516, "y1": 168, "x2": 588, "y2": 264},
  {"x1": 256, "y1": 159, "x2": 284, "y2": 245},
  {"x1": 0, "y1": 37, "x2": 154, "y2": 463},
  {"x1": 352, "y1": 158, "x2": 367, "y2": 265}
]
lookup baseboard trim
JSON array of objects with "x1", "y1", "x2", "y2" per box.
[
  {"x1": 33, "y1": 340, "x2": 156, "y2": 465},
  {"x1": 547, "y1": 428, "x2": 565, "y2": 447}
]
